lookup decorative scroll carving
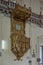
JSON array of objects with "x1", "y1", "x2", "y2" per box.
[
  {"x1": 11, "y1": 33, "x2": 30, "y2": 60},
  {"x1": 10, "y1": 4, "x2": 31, "y2": 60},
  {"x1": 0, "y1": 0, "x2": 43, "y2": 28},
  {"x1": 12, "y1": 4, "x2": 31, "y2": 21}
]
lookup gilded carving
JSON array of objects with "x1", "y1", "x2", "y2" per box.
[{"x1": 11, "y1": 4, "x2": 31, "y2": 60}]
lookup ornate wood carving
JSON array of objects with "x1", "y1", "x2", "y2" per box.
[
  {"x1": 11, "y1": 4, "x2": 31, "y2": 21},
  {"x1": 11, "y1": 4, "x2": 31, "y2": 60},
  {"x1": 0, "y1": 0, "x2": 43, "y2": 28}
]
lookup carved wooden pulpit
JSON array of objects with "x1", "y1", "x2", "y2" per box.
[{"x1": 11, "y1": 4, "x2": 31, "y2": 60}]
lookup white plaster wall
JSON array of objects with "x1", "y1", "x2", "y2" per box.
[
  {"x1": 0, "y1": 14, "x2": 2, "y2": 65},
  {"x1": 0, "y1": 20, "x2": 2, "y2": 49},
  {"x1": 40, "y1": 2, "x2": 43, "y2": 14}
]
